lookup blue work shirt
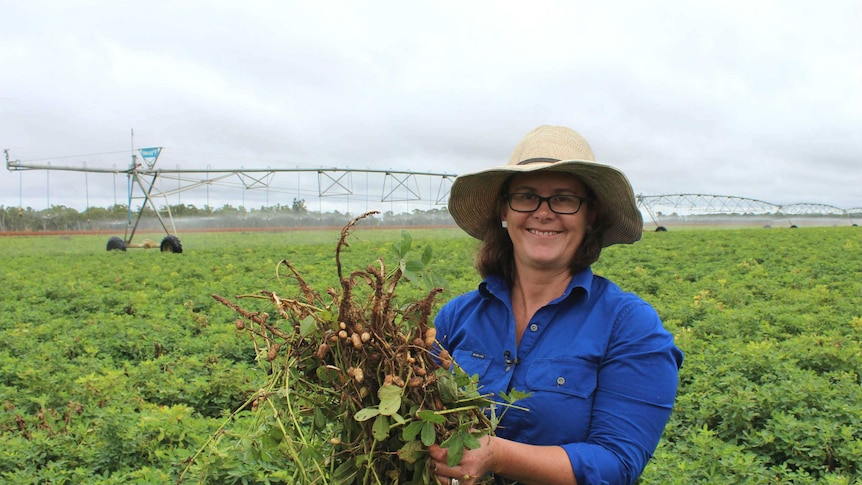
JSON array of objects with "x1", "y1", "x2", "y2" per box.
[{"x1": 433, "y1": 268, "x2": 683, "y2": 485}]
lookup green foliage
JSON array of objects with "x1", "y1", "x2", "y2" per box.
[
  {"x1": 598, "y1": 227, "x2": 862, "y2": 484},
  {"x1": 185, "y1": 216, "x2": 501, "y2": 484},
  {"x1": 0, "y1": 226, "x2": 859, "y2": 483}
]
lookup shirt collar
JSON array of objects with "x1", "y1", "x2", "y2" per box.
[{"x1": 479, "y1": 267, "x2": 594, "y2": 302}]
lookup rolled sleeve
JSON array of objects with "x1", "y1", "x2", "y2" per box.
[{"x1": 563, "y1": 302, "x2": 682, "y2": 485}]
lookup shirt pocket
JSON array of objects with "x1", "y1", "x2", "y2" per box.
[
  {"x1": 451, "y1": 349, "x2": 494, "y2": 377},
  {"x1": 525, "y1": 358, "x2": 598, "y2": 398}
]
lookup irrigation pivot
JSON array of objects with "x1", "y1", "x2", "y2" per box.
[
  {"x1": 5, "y1": 146, "x2": 187, "y2": 252},
  {"x1": 635, "y1": 194, "x2": 858, "y2": 229},
  {"x1": 5, "y1": 147, "x2": 457, "y2": 252}
]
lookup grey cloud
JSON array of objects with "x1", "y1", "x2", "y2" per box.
[{"x1": 2, "y1": 0, "x2": 859, "y2": 212}]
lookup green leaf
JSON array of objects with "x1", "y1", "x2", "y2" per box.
[
  {"x1": 372, "y1": 414, "x2": 390, "y2": 441},
  {"x1": 355, "y1": 453, "x2": 372, "y2": 467},
  {"x1": 417, "y1": 409, "x2": 446, "y2": 424},
  {"x1": 402, "y1": 421, "x2": 424, "y2": 441},
  {"x1": 378, "y1": 384, "x2": 403, "y2": 416},
  {"x1": 299, "y1": 315, "x2": 317, "y2": 337},
  {"x1": 354, "y1": 407, "x2": 380, "y2": 422},
  {"x1": 452, "y1": 365, "x2": 474, "y2": 387},
  {"x1": 442, "y1": 432, "x2": 465, "y2": 467},
  {"x1": 332, "y1": 459, "x2": 358, "y2": 482},
  {"x1": 316, "y1": 365, "x2": 338, "y2": 383},
  {"x1": 463, "y1": 431, "x2": 482, "y2": 450},
  {"x1": 313, "y1": 407, "x2": 327, "y2": 430},
  {"x1": 499, "y1": 388, "x2": 532, "y2": 404},
  {"x1": 421, "y1": 244, "x2": 433, "y2": 266},
  {"x1": 391, "y1": 411, "x2": 406, "y2": 425},
  {"x1": 427, "y1": 271, "x2": 447, "y2": 290},
  {"x1": 317, "y1": 309, "x2": 333, "y2": 325},
  {"x1": 399, "y1": 230, "x2": 412, "y2": 257},
  {"x1": 405, "y1": 259, "x2": 425, "y2": 272},
  {"x1": 435, "y1": 368, "x2": 459, "y2": 403},
  {"x1": 397, "y1": 439, "x2": 425, "y2": 464},
  {"x1": 420, "y1": 420, "x2": 436, "y2": 446}
]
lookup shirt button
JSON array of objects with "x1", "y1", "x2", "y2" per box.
[
  {"x1": 556, "y1": 377, "x2": 566, "y2": 386},
  {"x1": 529, "y1": 323, "x2": 539, "y2": 332}
]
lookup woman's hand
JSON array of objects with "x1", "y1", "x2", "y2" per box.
[
  {"x1": 429, "y1": 435, "x2": 496, "y2": 485},
  {"x1": 429, "y1": 436, "x2": 578, "y2": 485}
]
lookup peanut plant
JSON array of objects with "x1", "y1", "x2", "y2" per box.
[{"x1": 184, "y1": 213, "x2": 518, "y2": 484}]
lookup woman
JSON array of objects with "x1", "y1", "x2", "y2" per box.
[{"x1": 429, "y1": 125, "x2": 683, "y2": 485}]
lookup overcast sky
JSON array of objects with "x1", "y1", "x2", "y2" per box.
[{"x1": 2, "y1": 0, "x2": 860, "y2": 213}]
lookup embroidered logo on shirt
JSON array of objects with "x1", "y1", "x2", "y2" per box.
[{"x1": 471, "y1": 352, "x2": 485, "y2": 359}]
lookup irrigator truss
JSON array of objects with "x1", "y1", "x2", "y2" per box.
[
  {"x1": 4, "y1": 147, "x2": 456, "y2": 253},
  {"x1": 5, "y1": 146, "x2": 859, "y2": 252},
  {"x1": 636, "y1": 194, "x2": 859, "y2": 230}
]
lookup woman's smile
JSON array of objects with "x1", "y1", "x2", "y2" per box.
[
  {"x1": 526, "y1": 228, "x2": 561, "y2": 237},
  {"x1": 502, "y1": 172, "x2": 591, "y2": 272}
]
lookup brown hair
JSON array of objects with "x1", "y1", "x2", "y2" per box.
[{"x1": 474, "y1": 176, "x2": 606, "y2": 285}]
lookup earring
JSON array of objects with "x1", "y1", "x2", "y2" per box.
[{"x1": 501, "y1": 220, "x2": 508, "y2": 228}]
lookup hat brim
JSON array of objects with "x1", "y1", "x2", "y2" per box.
[{"x1": 448, "y1": 159, "x2": 643, "y2": 246}]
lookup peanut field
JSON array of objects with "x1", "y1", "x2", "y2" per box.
[{"x1": 0, "y1": 224, "x2": 859, "y2": 484}]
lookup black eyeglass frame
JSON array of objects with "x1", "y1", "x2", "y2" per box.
[{"x1": 503, "y1": 193, "x2": 590, "y2": 215}]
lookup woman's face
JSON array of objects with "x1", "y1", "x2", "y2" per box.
[{"x1": 501, "y1": 171, "x2": 594, "y2": 274}]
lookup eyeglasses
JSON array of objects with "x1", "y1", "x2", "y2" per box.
[{"x1": 504, "y1": 193, "x2": 589, "y2": 215}]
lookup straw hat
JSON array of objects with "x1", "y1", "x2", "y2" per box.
[{"x1": 448, "y1": 125, "x2": 643, "y2": 246}]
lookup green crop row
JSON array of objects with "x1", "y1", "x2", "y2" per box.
[{"x1": 0, "y1": 225, "x2": 860, "y2": 484}]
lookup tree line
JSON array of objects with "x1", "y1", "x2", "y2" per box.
[{"x1": 0, "y1": 199, "x2": 455, "y2": 232}]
